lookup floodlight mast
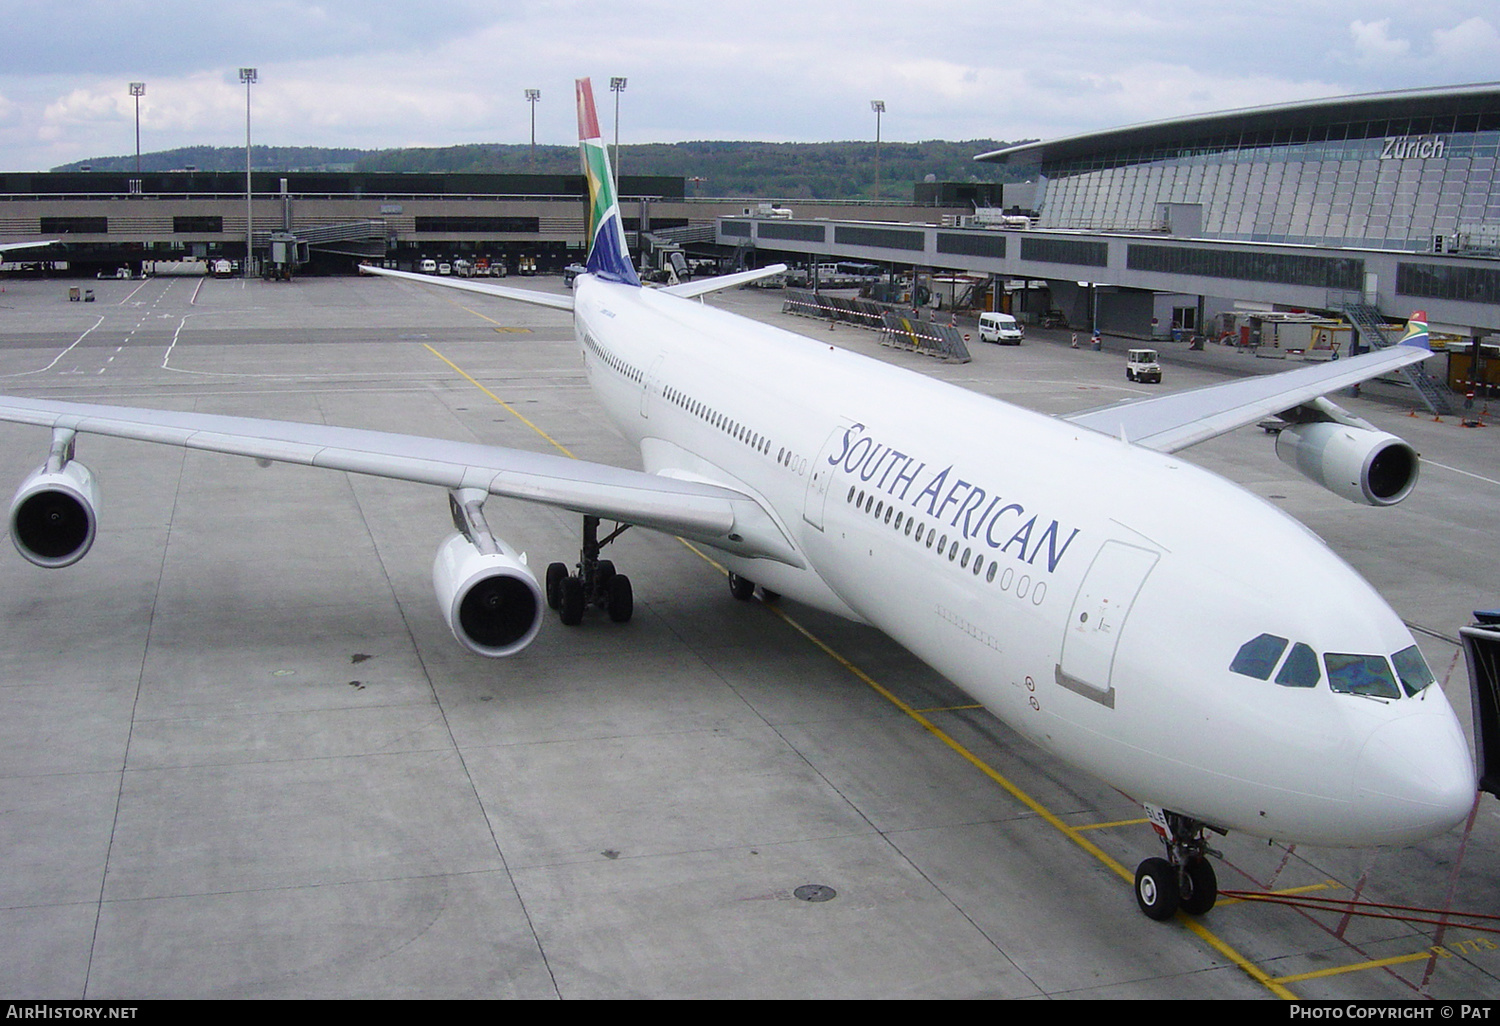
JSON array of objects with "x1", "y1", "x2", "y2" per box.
[
  {"x1": 129, "y1": 83, "x2": 145, "y2": 175},
  {"x1": 610, "y1": 77, "x2": 627, "y2": 196},
  {"x1": 525, "y1": 89, "x2": 541, "y2": 164},
  {"x1": 239, "y1": 68, "x2": 257, "y2": 279}
]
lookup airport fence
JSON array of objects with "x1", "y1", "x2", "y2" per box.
[{"x1": 781, "y1": 288, "x2": 972, "y2": 362}]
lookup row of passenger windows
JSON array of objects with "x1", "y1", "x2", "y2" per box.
[
  {"x1": 845, "y1": 483, "x2": 1050, "y2": 607},
  {"x1": 661, "y1": 382, "x2": 812, "y2": 476},
  {"x1": 663, "y1": 382, "x2": 773, "y2": 458},
  {"x1": 1231, "y1": 632, "x2": 1435, "y2": 699},
  {"x1": 588, "y1": 337, "x2": 811, "y2": 478},
  {"x1": 583, "y1": 333, "x2": 643, "y2": 385}
]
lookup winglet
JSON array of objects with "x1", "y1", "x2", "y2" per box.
[
  {"x1": 575, "y1": 78, "x2": 641, "y2": 287},
  {"x1": 1399, "y1": 311, "x2": 1431, "y2": 350}
]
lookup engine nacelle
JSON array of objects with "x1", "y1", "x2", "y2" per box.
[
  {"x1": 9, "y1": 461, "x2": 100, "y2": 568},
  {"x1": 1275, "y1": 422, "x2": 1419, "y2": 506},
  {"x1": 432, "y1": 532, "x2": 544, "y2": 657}
]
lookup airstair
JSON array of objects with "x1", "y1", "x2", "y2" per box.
[{"x1": 1340, "y1": 302, "x2": 1455, "y2": 416}]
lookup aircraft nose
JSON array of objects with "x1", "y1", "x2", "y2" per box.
[{"x1": 1353, "y1": 712, "x2": 1476, "y2": 843}]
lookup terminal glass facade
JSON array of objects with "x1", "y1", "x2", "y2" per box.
[{"x1": 1036, "y1": 111, "x2": 1500, "y2": 252}]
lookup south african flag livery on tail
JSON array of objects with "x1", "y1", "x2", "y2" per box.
[
  {"x1": 1399, "y1": 311, "x2": 1431, "y2": 350},
  {"x1": 576, "y1": 78, "x2": 641, "y2": 286}
]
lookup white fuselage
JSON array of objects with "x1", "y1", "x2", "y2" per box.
[{"x1": 571, "y1": 276, "x2": 1475, "y2": 847}]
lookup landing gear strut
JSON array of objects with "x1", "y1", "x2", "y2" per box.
[
  {"x1": 1134, "y1": 805, "x2": 1224, "y2": 921},
  {"x1": 545, "y1": 515, "x2": 633, "y2": 625}
]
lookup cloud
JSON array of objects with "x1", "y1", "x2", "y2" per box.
[
  {"x1": 1430, "y1": 16, "x2": 1500, "y2": 64},
  {"x1": 1349, "y1": 18, "x2": 1412, "y2": 61},
  {"x1": 1, "y1": 3, "x2": 1497, "y2": 170}
]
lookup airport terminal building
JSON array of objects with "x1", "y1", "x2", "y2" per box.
[
  {"x1": 4, "y1": 82, "x2": 1498, "y2": 385},
  {"x1": 0, "y1": 168, "x2": 953, "y2": 278},
  {"x1": 979, "y1": 82, "x2": 1500, "y2": 256},
  {"x1": 720, "y1": 84, "x2": 1500, "y2": 381}
]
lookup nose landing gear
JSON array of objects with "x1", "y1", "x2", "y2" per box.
[
  {"x1": 545, "y1": 515, "x2": 634, "y2": 625},
  {"x1": 1135, "y1": 805, "x2": 1224, "y2": 921}
]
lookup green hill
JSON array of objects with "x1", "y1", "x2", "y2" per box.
[{"x1": 54, "y1": 139, "x2": 1032, "y2": 200}]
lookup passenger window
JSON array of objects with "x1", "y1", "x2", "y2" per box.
[
  {"x1": 1231, "y1": 633, "x2": 1289, "y2": 680},
  {"x1": 1325, "y1": 653, "x2": 1401, "y2": 699},
  {"x1": 1391, "y1": 645, "x2": 1435, "y2": 696},
  {"x1": 1275, "y1": 643, "x2": 1321, "y2": 688}
]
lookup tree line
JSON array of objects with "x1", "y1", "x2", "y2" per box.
[{"x1": 54, "y1": 138, "x2": 1033, "y2": 200}]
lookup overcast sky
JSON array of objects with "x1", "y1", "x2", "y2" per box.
[{"x1": 2, "y1": 0, "x2": 1497, "y2": 171}]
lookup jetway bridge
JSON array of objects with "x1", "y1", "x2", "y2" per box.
[{"x1": 718, "y1": 215, "x2": 1500, "y2": 341}]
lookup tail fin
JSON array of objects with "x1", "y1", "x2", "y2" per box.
[
  {"x1": 1399, "y1": 310, "x2": 1431, "y2": 350},
  {"x1": 576, "y1": 78, "x2": 640, "y2": 286}
]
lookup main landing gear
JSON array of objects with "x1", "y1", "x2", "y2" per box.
[
  {"x1": 1134, "y1": 805, "x2": 1224, "y2": 921},
  {"x1": 545, "y1": 515, "x2": 634, "y2": 626}
]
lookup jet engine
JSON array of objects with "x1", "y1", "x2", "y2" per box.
[
  {"x1": 9, "y1": 460, "x2": 99, "y2": 568},
  {"x1": 1275, "y1": 422, "x2": 1419, "y2": 506},
  {"x1": 432, "y1": 531, "x2": 544, "y2": 657}
]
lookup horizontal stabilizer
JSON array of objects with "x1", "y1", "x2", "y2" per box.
[
  {"x1": 661, "y1": 264, "x2": 788, "y2": 299},
  {"x1": 359, "y1": 264, "x2": 575, "y2": 311}
]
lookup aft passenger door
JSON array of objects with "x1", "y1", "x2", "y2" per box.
[{"x1": 640, "y1": 354, "x2": 666, "y2": 418}]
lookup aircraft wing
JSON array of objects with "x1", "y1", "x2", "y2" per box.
[
  {"x1": 1062, "y1": 342, "x2": 1436, "y2": 453},
  {"x1": 660, "y1": 264, "x2": 788, "y2": 298},
  {"x1": 0, "y1": 395, "x2": 802, "y2": 565},
  {"x1": 0, "y1": 239, "x2": 59, "y2": 254},
  {"x1": 358, "y1": 264, "x2": 575, "y2": 311}
]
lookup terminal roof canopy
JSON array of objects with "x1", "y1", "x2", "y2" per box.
[{"x1": 976, "y1": 82, "x2": 1500, "y2": 166}]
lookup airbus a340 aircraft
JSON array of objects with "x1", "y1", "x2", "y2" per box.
[{"x1": 0, "y1": 80, "x2": 1475, "y2": 922}]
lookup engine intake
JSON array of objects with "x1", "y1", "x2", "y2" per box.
[
  {"x1": 432, "y1": 532, "x2": 544, "y2": 657},
  {"x1": 9, "y1": 461, "x2": 99, "y2": 568},
  {"x1": 1275, "y1": 422, "x2": 1419, "y2": 506}
]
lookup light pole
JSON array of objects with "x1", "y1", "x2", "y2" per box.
[
  {"x1": 610, "y1": 77, "x2": 627, "y2": 194},
  {"x1": 870, "y1": 100, "x2": 885, "y2": 201},
  {"x1": 239, "y1": 68, "x2": 257, "y2": 279},
  {"x1": 524, "y1": 89, "x2": 540, "y2": 164},
  {"x1": 129, "y1": 83, "x2": 145, "y2": 174}
]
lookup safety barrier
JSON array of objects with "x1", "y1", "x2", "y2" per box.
[
  {"x1": 879, "y1": 312, "x2": 972, "y2": 362},
  {"x1": 781, "y1": 289, "x2": 971, "y2": 362}
]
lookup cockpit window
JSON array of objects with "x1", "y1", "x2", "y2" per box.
[
  {"x1": 1325, "y1": 653, "x2": 1401, "y2": 699},
  {"x1": 1391, "y1": 645, "x2": 1436, "y2": 697},
  {"x1": 1275, "y1": 643, "x2": 1321, "y2": 688},
  {"x1": 1231, "y1": 634, "x2": 1289, "y2": 680}
]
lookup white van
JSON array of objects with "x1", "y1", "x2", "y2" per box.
[
  {"x1": 978, "y1": 312, "x2": 1024, "y2": 345},
  {"x1": 419, "y1": 259, "x2": 438, "y2": 274}
]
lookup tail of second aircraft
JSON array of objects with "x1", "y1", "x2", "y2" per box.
[
  {"x1": 576, "y1": 78, "x2": 641, "y2": 287},
  {"x1": 1399, "y1": 311, "x2": 1431, "y2": 350}
]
